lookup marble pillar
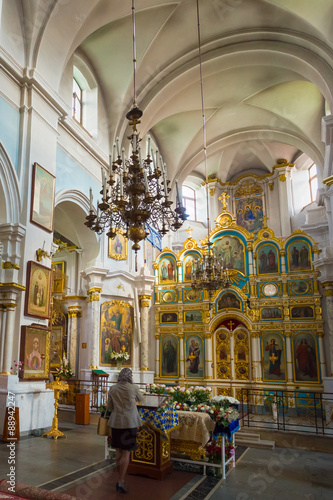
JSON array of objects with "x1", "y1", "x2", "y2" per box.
[
  {"x1": 285, "y1": 335, "x2": 293, "y2": 383},
  {"x1": 67, "y1": 306, "x2": 82, "y2": 376},
  {"x1": 1, "y1": 304, "x2": 17, "y2": 374},
  {"x1": 155, "y1": 334, "x2": 160, "y2": 375},
  {"x1": 139, "y1": 295, "x2": 151, "y2": 370},
  {"x1": 251, "y1": 333, "x2": 261, "y2": 382},
  {"x1": 179, "y1": 334, "x2": 184, "y2": 378},
  {"x1": 87, "y1": 288, "x2": 102, "y2": 370},
  {"x1": 204, "y1": 333, "x2": 213, "y2": 379}
]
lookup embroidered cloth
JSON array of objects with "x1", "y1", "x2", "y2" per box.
[
  {"x1": 138, "y1": 408, "x2": 179, "y2": 440},
  {"x1": 170, "y1": 410, "x2": 215, "y2": 446}
]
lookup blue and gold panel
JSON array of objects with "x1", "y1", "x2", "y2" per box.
[
  {"x1": 260, "y1": 307, "x2": 283, "y2": 320},
  {"x1": 183, "y1": 311, "x2": 203, "y2": 323},
  {"x1": 159, "y1": 255, "x2": 177, "y2": 284},
  {"x1": 160, "y1": 289, "x2": 178, "y2": 304},
  {"x1": 286, "y1": 239, "x2": 312, "y2": 273},
  {"x1": 258, "y1": 282, "x2": 282, "y2": 297},
  {"x1": 290, "y1": 305, "x2": 315, "y2": 319},
  {"x1": 183, "y1": 288, "x2": 203, "y2": 302},
  {"x1": 212, "y1": 235, "x2": 246, "y2": 275},
  {"x1": 160, "y1": 334, "x2": 178, "y2": 378},
  {"x1": 256, "y1": 243, "x2": 280, "y2": 275},
  {"x1": 288, "y1": 280, "x2": 313, "y2": 296},
  {"x1": 261, "y1": 332, "x2": 286, "y2": 383},
  {"x1": 160, "y1": 311, "x2": 178, "y2": 324},
  {"x1": 235, "y1": 194, "x2": 264, "y2": 235},
  {"x1": 183, "y1": 252, "x2": 202, "y2": 282},
  {"x1": 185, "y1": 334, "x2": 204, "y2": 378},
  {"x1": 216, "y1": 291, "x2": 242, "y2": 312},
  {"x1": 295, "y1": 392, "x2": 322, "y2": 410},
  {"x1": 292, "y1": 332, "x2": 320, "y2": 384}
]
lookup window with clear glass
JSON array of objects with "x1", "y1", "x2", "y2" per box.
[
  {"x1": 72, "y1": 78, "x2": 82, "y2": 123},
  {"x1": 182, "y1": 185, "x2": 196, "y2": 220},
  {"x1": 309, "y1": 164, "x2": 318, "y2": 202}
]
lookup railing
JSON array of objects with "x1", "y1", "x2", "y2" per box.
[
  {"x1": 239, "y1": 388, "x2": 333, "y2": 435},
  {"x1": 59, "y1": 379, "x2": 149, "y2": 411}
]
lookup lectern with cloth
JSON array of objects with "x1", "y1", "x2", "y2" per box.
[{"x1": 127, "y1": 395, "x2": 179, "y2": 480}]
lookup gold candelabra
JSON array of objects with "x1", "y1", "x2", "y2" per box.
[{"x1": 42, "y1": 379, "x2": 69, "y2": 440}]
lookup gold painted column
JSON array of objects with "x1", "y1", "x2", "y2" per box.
[
  {"x1": 87, "y1": 288, "x2": 102, "y2": 370},
  {"x1": 139, "y1": 295, "x2": 151, "y2": 370},
  {"x1": 67, "y1": 306, "x2": 82, "y2": 376},
  {"x1": 204, "y1": 332, "x2": 213, "y2": 379}
]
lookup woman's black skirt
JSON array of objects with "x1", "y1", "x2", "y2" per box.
[{"x1": 111, "y1": 427, "x2": 138, "y2": 451}]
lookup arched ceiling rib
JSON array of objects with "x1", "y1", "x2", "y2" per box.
[{"x1": 27, "y1": 0, "x2": 333, "y2": 185}]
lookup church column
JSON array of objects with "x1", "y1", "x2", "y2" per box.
[
  {"x1": 1, "y1": 304, "x2": 17, "y2": 374},
  {"x1": 247, "y1": 243, "x2": 254, "y2": 276},
  {"x1": 139, "y1": 295, "x2": 151, "y2": 370},
  {"x1": 0, "y1": 305, "x2": 5, "y2": 370},
  {"x1": 230, "y1": 329, "x2": 235, "y2": 381},
  {"x1": 179, "y1": 333, "x2": 184, "y2": 379},
  {"x1": 204, "y1": 332, "x2": 213, "y2": 380},
  {"x1": 155, "y1": 334, "x2": 160, "y2": 375},
  {"x1": 280, "y1": 250, "x2": 286, "y2": 274},
  {"x1": 321, "y1": 281, "x2": 333, "y2": 377},
  {"x1": 250, "y1": 332, "x2": 261, "y2": 383},
  {"x1": 87, "y1": 287, "x2": 102, "y2": 370},
  {"x1": 284, "y1": 333, "x2": 293, "y2": 383},
  {"x1": 67, "y1": 305, "x2": 82, "y2": 376},
  {"x1": 273, "y1": 160, "x2": 294, "y2": 237},
  {"x1": 317, "y1": 330, "x2": 326, "y2": 378}
]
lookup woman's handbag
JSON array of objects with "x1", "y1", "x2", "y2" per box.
[{"x1": 97, "y1": 415, "x2": 112, "y2": 436}]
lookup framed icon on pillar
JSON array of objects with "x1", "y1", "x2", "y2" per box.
[
  {"x1": 19, "y1": 325, "x2": 51, "y2": 380},
  {"x1": 25, "y1": 261, "x2": 52, "y2": 319},
  {"x1": 30, "y1": 162, "x2": 55, "y2": 232}
]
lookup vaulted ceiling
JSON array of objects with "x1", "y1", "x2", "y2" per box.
[{"x1": 11, "y1": 0, "x2": 333, "y2": 186}]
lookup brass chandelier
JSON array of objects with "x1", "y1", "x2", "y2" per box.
[
  {"x1": 190, "y1": 0, "x2": 230, "y2": 306},
  {"x1": 85, "y1": 0, "x2": 187, "y2": 260}
]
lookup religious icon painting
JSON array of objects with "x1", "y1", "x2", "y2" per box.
[
  {"x1": 159, "y1": 255, "x2": 177, "y2": 284},
  {"x1": 217, "y1": 292, "x2": 241, "y2": 311},
  {"x1": 289, "y1": 280, "x2": 311, "y2": 295},
  {"x1": 183, "y1": 288, "x2": 202, "y2": 302},
  {"x1": 25, "y1": 261, "x2": 53, "y2": 319},
  {"x1": 161, "y1": 289, "x2": 177, "y2": 303},
  {"x1": 160, "y1": 312, "x2": 178, "y2": 324},
  {"x1": 183, "y1": 252, "x2": 201, "y2": 282},
  {"x1": 257, "y1": 244, "x2": 279, "y2": 275},
  {"x1": 160, "y1": 335, "x2": 178, "y2": 378},
  {"x1": 212, "y1": 235, "x2": 245, "y2": 274},
  {"x1": 49, "y1": 325, "x2": 63, "y2": 372},
  {"x1": 261, "y1": 333, "x2": 286, "y2": 382},
  {"x1": 287, "y1": 240, "x2": 312, "y2": 272},
  {"x1": 20, "y1": 325, "x2": 51, "y2": 381},
  {"x1": 292, "y1": 332, "x2": 320, "y2": 383},
  {"x1": 185, "y1": 335, "x2": 204, "y2": 378},
  {"x1": 260, "y1": 307, "x2": 283, "y2": 320},
  {"x1": 100, "y1": 300, "x2": 133, "y2": 367},
  {"x1": 108, "y1": 229, "x2": 127, "y2": 261},
  {"x1": 234, "y1": 186, "x2": 264, "y2": 234},
  {"x1": 184, "y1": 311, "x2": 203, "y2": 323},
  {"x1": 290, "y1": 305, "x2": 314, "y2": 319}
]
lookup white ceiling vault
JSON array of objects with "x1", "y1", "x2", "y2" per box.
[{"x1": 19, "y1": 0, "x2": 333, "y2": 186}]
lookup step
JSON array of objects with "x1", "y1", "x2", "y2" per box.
[{"x1": 237, "y1": 437, "x2": 275, "y2": 450}]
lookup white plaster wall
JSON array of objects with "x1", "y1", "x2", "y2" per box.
[{"x1": 0, "y1": 375, "x2": 53, "y2": 436}]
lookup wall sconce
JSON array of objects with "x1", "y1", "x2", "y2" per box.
[{"x1": 36, "y1": 248, "x2": 51, "y2": 261}]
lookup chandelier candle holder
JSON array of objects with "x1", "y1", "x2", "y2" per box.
[
  {"x1": 85, "y1": 0, "x2": 187, "y2": 268},
  {"x1": 190, "y1": 0, "x2": 233, "y2": 309}
]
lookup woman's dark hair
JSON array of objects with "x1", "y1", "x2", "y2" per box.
[{"x1": 118, "y1": 367, "x2": 133, "y2": 383}]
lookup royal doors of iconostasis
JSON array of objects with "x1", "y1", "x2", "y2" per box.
[{"x1": 214, "y1": 318, "x2": 251, "y2": 397}]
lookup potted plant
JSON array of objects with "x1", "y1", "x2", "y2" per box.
[{"x1": 111, "y1": 350, "x2": 129, "y2": 369}]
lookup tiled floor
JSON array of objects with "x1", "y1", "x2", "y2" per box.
[{"x1": 1, "y1": 421, "x2": 333, "y2": 499}]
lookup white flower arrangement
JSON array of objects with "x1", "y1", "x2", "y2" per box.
[
  {"x1": 111, "y1": 350, "x2": 129, "y2": 362},
  {"x1": 210, "y1": 395, "x2": 240, "y2": 405}
]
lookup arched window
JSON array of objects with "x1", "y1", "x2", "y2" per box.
[
  {"x1": 72, "y1": 77, "x2": 82, "y2": 123},
  {"x1": 309, "y1": 164, "x2": 318, "y2": 202},
  {"x1": 182, "y1": 185, "x2": 196, "y2": 220}
]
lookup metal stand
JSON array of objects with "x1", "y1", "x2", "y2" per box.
[{"x1": 42, "y1": 379, "x2": 68, "y2": 440}]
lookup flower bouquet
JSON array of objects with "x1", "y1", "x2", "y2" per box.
[
  {"x1": 111, "y1": 350, "x2": 129, "y2": 368},
  {"x1": 56, "y1": 354, "x2": 74, "y2": 379},
  {"x1": 10, "y1": 360, "x2": 24, "y2": 376}
]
